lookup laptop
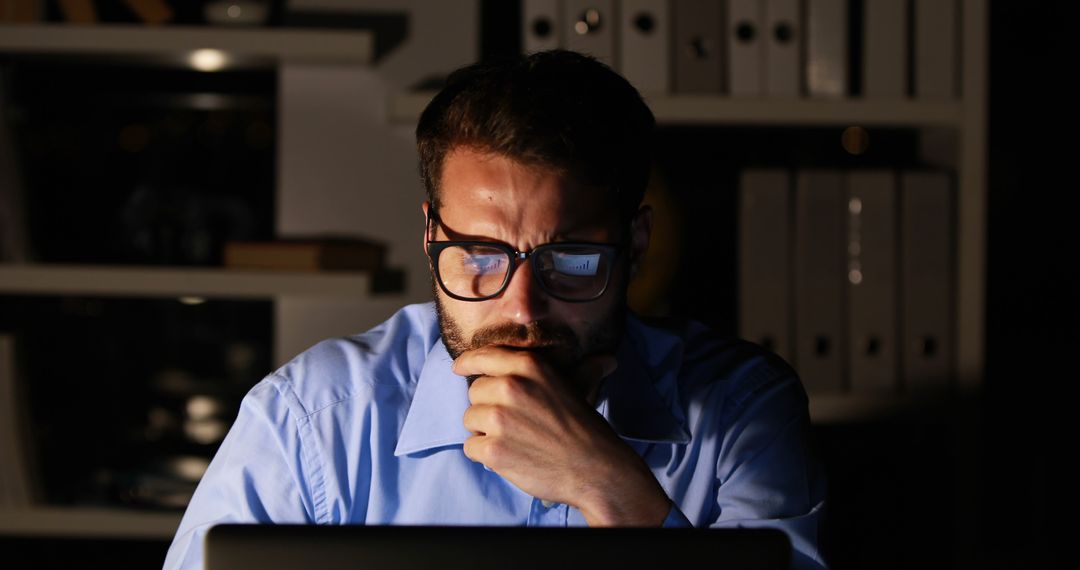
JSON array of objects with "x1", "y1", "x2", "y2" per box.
[{"x1": 204, "y1": 524, "x2": 791, "y2": 569}]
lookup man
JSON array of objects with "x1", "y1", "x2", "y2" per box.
[{"x1": 164, "y1": 50, "x2": 827, "y2": 569}]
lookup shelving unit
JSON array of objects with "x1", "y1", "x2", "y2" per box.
[{"x1": 0, "y1": 21, "x2": 393, "y2": 543}]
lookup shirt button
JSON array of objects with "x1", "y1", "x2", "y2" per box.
[{"x1": 540, "y1": 499, "x2": 555, "y2": 508}]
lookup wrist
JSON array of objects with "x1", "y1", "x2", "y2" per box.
[{"x1": 578, "y1": 461, "x2": 671, "y2": 527}]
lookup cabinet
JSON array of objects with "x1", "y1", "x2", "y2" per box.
[{"x1": 0, "y1": 22, "x2": 398, "y2": 539}]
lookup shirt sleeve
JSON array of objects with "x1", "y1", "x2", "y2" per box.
[
  {"x1": 163, "y1": 375, "x2": 319, "y2": 570},
  {"x1": 709, "y1": 366, "x2": 829, "y2": 570}
]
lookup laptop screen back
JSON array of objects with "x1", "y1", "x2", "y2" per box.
[{"x1": 204, "y1": 524, "x2": 791, "y2": 570}]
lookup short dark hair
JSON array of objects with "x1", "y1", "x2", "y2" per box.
[{"x1": 416, "y1": 50, "x2": 656, "y2": 223}]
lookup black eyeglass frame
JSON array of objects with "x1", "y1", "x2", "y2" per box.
[{"x1": 425, "y1": 215, "x2": 625, "y2": 303}]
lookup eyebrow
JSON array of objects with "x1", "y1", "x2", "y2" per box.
[{"x1": 429, "y1": 211, "x2": 614, "y2": 245}]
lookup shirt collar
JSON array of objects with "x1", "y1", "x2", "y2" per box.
[{"x1": 393, "y1": 315, "x2": 690, "y2": 457}]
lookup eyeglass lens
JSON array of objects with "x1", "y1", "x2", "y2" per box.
[{"x1": 436, "y1": 244, "x2": 612, "y2": 300}]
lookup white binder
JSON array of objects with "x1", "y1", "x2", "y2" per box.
[
  {"x1": 914, "y1": 0, "x2": 958, "y2": 99},
  {"x1": 795, "y1": 170, "x2": 847, "y2": 393},
  {"x1": 618, "y1": 0, "x2": 670, "y2": 94},
  {"x1": 900, "y1": 171, "x2": 953, "y2": 391},
  {"x1": 764, "y1": 0, "x2": 801, "y2": 97},
  {"x1": 805, "y1": 0, "x2": 848, "y2": 98},
  {"x1": 524, "y1": 0, "x2": 562, "y2": 54},
  {"x1": 672, "y1": 0, "x2": 724, "y2": 93},
  {"x1": 847, "y1": 170, "x2": 898, "y2": 394},
  {"x1": 863, "y1": 0, "x2": 908, "y2": 98},
  {"x1": 564, "y1": 0, "x2": 616, "y2": 67},
  {"x1": 738, "y1": 169, "x2": 792, "y2": 361},
  {"x1": 728, "y1": 0, "x2": 764, "y2": 97}
]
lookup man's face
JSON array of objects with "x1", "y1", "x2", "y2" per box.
[{"x1": 424, "y1": 147, "x2": 649, "y2": 370}]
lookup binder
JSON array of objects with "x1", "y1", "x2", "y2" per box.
[
  {"x1": 672, "y1": 0, "x2": 724, "y2": 93},
  {"x1": 795, "y1": 170, "x2": 846, "y2": 393},
  {"x1": 764, "y1": 0, "x2": 801, "y2": 97},
  {"x1": 900, "y1": 171, "x2": 953, "y2": 391},
  {"x1": 805, "y1": 0, "x2": 848, "y2": 98},
  {"x1": 563, "y1": 0, "x2": 616, "y2": 67},
  {"x1": 728, "y1": 0, "x2": 764, "y2": 97},
  {"x1": 847, "y1": 170, "x2": 898, "y2": 394},
  {"x1": 618, "y1": 0, "x2": 670, "y2": 94},
  {"x1": 863, "y1": 0, "x2": 907, "y2": 98},
  {"x1": 914, "y1": 0, "x2": 958, "y2": 99},
  {"x1": 523, "y1": 0, "x2": 561, "y2": 54},
  {"x1": 738, "y1": 169, "x2": 792, "y2": 361}
]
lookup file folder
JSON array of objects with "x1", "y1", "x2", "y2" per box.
[
  {"x1": 672, "y1": 0, "x2": 724, "y2": 93},
  {"x1": 524, "y1": 0, "x2": 562, "y2": 54},
  {"x1": 847, "y1": 170, "x2": 898, "y2": 394},
  {"x1": 619, "y1": 0, "x2": 671, "y2": 94},
  {"x1": 863, "y1": 0, "x2": 907, "y2": 98},
  {"x1": 764, "y1": 0, "x2": 801, "y2": 97},
  {"x1": 805, "y1": 0, "x2": 848, "y2": 98},
  {"x1": 738, "y1": 169, "x2": 792, "y2": 361},
  {"x1": 795, "y1": 170, "x2": 846, "y2": 393},
  {"x1": 564, "y1": 0, "x2": 616, "y2": 67},
  {"x1": 914, "y1": 0, "x2": 958, "y2": 99},
  {"x1": 728, "y1": 0, "x2": 764, "y2": 97},
  {"x1": 900, "y1": 171, "x2": 954, "y2": 391}
]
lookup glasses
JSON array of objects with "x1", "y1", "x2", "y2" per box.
[{"x1": 426, "y1": 215, "x2": 623, "y2": 303}]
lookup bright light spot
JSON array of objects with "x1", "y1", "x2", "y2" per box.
[
  {"x1": 227, "y1": 4, "x2": 242, "y2": 18},
  {"x1": 187, "y1": 395, "x2": 224, "y2": 420},
  {"x1": 179, "y1": 296, "x2": 207, "y2": 305},
  {"x1": 848, "y1": 197, "x2": 863, "y2": 214},
  {"x1": 189, "y1": 49, "x2": 228, "y2": 72},
  {"x1": 185, "y1": 419, "x2": 228, "y2": 444},
  {"x1": 848, "y1": 269, "x2": 863, "y2": 285},
  {"x1": 575, "y1": 21, "x2": 589, "y2": 34},
  {"x1": 168, "y1": 456, "x2": 211, "y2": 482}
]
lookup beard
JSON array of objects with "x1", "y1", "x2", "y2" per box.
[{"x1": 431, "y1": 277, "x2": 627, "y2": 370}]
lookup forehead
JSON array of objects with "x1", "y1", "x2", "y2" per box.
[{"x1": 436, "y1": 147, "x2": 616, "y2": 238}]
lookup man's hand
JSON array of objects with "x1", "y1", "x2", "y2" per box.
[{"x1": 452, "y1": 345, "x2": 672, "y2": 527}]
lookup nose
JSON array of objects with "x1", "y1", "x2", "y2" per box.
[{"x1": 496, "y1": 256, "x2": 549, "y2": 325}]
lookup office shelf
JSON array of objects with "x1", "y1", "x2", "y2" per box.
[
  {"x1": 391, "y1": 91, "x2": 966, "y2": 128},
  {"x1": 0, "y1": 506, "x2": 180, "y2": 539},
  {"x1": 0, "y1": 264, "x2": 376, "y2": 299},
  {"x1": 0, "y1": 24, "x2": 372, "y2": 67}
]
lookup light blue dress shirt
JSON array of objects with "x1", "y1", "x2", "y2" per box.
[{"x1": 164, "y1": 302, "x2": 827, "y2": 569}]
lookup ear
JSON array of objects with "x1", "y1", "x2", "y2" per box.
[
  {"x1": 421, "y1": 201, "x2": 432, "y2": 262},
  {"x1": 629, "y1": 205, "x2": 653, "y2": 278}
]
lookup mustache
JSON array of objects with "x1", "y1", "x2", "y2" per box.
[{"x1": 467, "y1": 320, "x2": 580, "y2": 352}]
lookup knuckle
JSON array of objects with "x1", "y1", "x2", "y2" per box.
[{"x1": 487, "y1": 405, "x2": 509, "y2": 432}]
